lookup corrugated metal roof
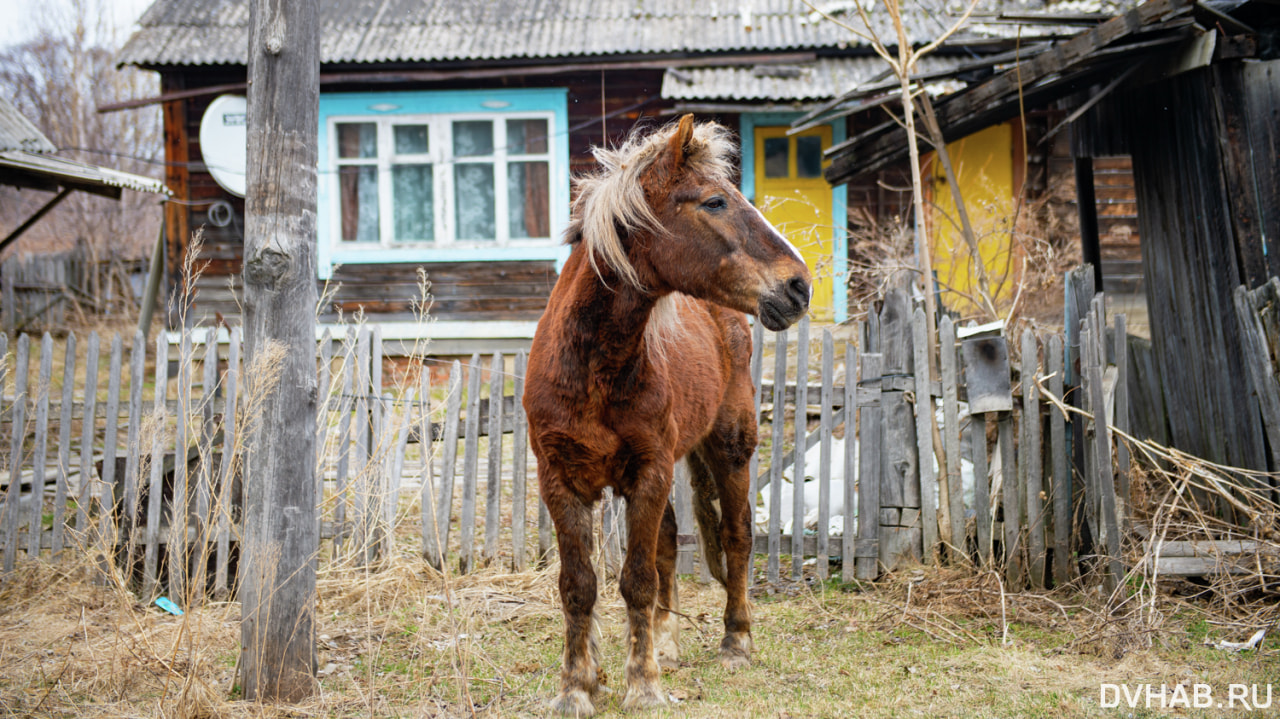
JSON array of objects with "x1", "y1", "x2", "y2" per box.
[
  {"x1": 661, "y1": 55, "x2": 966, "y2": 101},
  {"x1": 0, "y1": 98, "x2": 56, "y2": 154},
  {"x1": 0, "y1": 151, "x2": 172, "y2": 196},
  {"x1": 120, "y1": 0, "x2": 1073, "y2": 67}
]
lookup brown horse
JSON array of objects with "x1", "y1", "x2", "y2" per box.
[{"x1": 524, "y1": 115, "x2": 810, "y2": 715}]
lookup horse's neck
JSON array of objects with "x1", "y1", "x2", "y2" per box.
[{"x1": 563, "y1": 256, "x2": 661, "y2": 381}]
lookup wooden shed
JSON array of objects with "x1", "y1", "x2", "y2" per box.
[
  {"x1": 115, "y1": 0, "x2": 1079, "y2": 351},
  {"x1": 822, "y1": 0, "x2": 1280, "y2": 470}
]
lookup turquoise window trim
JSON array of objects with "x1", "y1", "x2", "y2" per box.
[
  {"x1": 317, "y1": 88, "x2": 570, "y2": 280},
  {"x1": 740, "y1": 112, "x2": 849, "y2": 323}
]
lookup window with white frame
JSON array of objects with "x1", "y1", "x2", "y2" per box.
[{"x1": 329, "y1": 113, "x2": 555, "y2": 247}]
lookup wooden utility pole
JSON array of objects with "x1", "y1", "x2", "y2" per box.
[{"x1": 239, "y1": 0, "x2": 320, "y2": 703}]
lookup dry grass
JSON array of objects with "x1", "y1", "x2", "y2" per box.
[{"x1": 1, "y1": 512, "x2": 1277, "y2": 719}]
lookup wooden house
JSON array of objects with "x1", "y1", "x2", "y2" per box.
[{"x1": 116, "y1": 0, "x2": 1074, "y2": 351}]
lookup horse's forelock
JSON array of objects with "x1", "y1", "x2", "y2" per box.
[{"x1": 572, "y1": 121, "x2": 738, "y2": 290}]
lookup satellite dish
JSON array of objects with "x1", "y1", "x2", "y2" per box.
[{"x1": 199, "y1": 95, "x2": 247, "y2": 197}]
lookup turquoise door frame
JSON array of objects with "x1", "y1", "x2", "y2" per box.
[{"x1": 740, "y1": 112, "x2": 849, "y2": 323}]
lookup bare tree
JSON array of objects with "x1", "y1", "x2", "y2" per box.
[{"x1": 0, "y1": 0, "x2": 162, "y2": 313}]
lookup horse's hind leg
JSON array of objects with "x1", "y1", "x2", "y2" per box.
[
  {"x1": 694, "y1": 429, "x2": 756, "y2": 670},
  {"x1": 652, "y1": 500, "x2": 680, "y2": 670},
  {"x1": 545, "y1": 485, "x2": 605, "y2": 716}
]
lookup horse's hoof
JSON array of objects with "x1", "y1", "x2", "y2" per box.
[
  {"x1": 657, "y1": 653, "x2": 680, "y2": 671},
  {"x1": 622, "y1": 682, "x2": 668, "y2": 711},
  {"x1": 549, "y1": 689, "x2": 596, "y2": 717},
  {"x1": 718, "y1": 648, "x2": 751, "y2": 671},
  {"x1": 718, "y1": 632, "x2": 753, "y2": 671}
]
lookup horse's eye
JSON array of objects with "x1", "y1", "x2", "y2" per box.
[{"x1": 702, "y1": 196, "x2": 727, "y2": 211}]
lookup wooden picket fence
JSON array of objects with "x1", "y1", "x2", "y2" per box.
[{"x1": 0, "y1": 288, "x2": 1137, "y2": 598}]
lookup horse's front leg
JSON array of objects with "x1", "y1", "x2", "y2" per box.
[
  {"x1": 619, "y1": 465, "x2": 674, "y2": 710},
  {"x1": 545, "y1": 485, "x2": 606, "y2": 716}
]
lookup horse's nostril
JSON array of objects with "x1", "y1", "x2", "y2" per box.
[{"x1": 788, "y1": 277, "x2": 810, "y2": 306}]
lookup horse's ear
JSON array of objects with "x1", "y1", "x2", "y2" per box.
[{"x1": 668, "y1": 114, "x2": 696, "y2": 168}]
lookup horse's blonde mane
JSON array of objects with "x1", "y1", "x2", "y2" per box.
[{"x1": 568, "y1": 119, "x2": 739, "y2": 290}]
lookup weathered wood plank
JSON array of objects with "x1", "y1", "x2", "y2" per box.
[
  {"x1": 940, "y1": 317, "x2": 963, "y2": 557},
  {"x1": 52, "y1": 333, "x2": 76, "y2": 555},
  {"x1": 768, "y1": 328, "x2": 787, "y2": 584},
  {"x1": 1022, "y1": 330, "x2": 1046, "y2": 589},
  {"x1": 430, "y1": 360, "x2": 463, "y2": 569},
  {"x1": 970, "y1": 412, "x2": 991, "y2": 567},
  {"x1": 214, "y1": 327, "x2": 240, "y2": 600},
  {"x1": 842, "y1": 342, "x2": 858, "y2": 583},
  {"x1": 911, "y1": 308, "x2": 937, "y2": 564},
  {"x1": 353, "y1": 327, "x2": 371, "y2": 554},
  {"x1": 121, "y1": 332, "x2": 142, "y2": 528},
  {"x1": 484, "y1": 353, "x2": 505, "y2": 565},
  {"x1": 1088, "y1": 359, "x2": 1123, "y2": 595},
  {"x1": 791, "y1": 317, "x2": 809, "y2": 580},
  {"x1": 332, "y1": 327, "x2": 357, "y2": 551},
  {"x1": 998, "y1": 411, "x2": 1020, "y2": 588},
  {"x1": 419, "y1": 369, "x2": 439, "y2": 564},
  {"x1": 1, "y1": 335, "x2": 27, "y2": 571},
  {"x1": 1114, "y1": 314, "x2": 1130, "y2": 519},
  {"x1": 143, "y1": 332, "x2": 168, "y2": 599},
  {"x1": 169, "y1": 327, "x2": 193, "y2": 602},
  {"x1": 856, "y1": 352, "x2": 883, "y2": 581},
  {"x1": 195, "y1": 327, "x2": 219, "y2": 592},
  {"x1": 459, "y1": 354, "x2": 483, "y2": 574},
  {"x1": 511, "y1": 351, "x2": 528, "y2": 571},
  {"x1": 27, "y1": 333, "x2": 53, "y2": 559},
  {"x1": 1048, "y1": 335, "x2": 1071, "y2": 586},
  {"x1": 74, "y1": 333, "x2": 99, "y2": 534},
  {"x1": 817, "y1": 329, "x2": 835, "y2": 579}
]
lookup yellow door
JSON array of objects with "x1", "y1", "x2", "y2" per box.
[
  {"x1": 755, "y1": 125, "x2": 834, "y2": 318},
  {"x1": 928, "y1": 122, "x2": 1018, "y2": 318}
]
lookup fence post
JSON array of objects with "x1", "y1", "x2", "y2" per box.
[
  {"x1": 1048, "y1": 335, "x2": 1071, "y2": 586},
  {"x1": 215, "y1": 328, "x2": 241, "y2": 600},
  {"x1": 817, "y1": 329, "x2": 835, "y2": 578},
  {"x1": 791, "y1": 316, "x2": 809, "y2": 580},
  {"x1": 1022, "y1": 330, "x2": 1046, "y2": 589},
  {"x1": 484, "y1": 353, "x2": 505, "y2": 566},
  {"x1": 75, "y1": 333, "x2": 99, "y2": 536},
  {"x1": 939, "y1": 317, "x2": 963, "y2": 562},
  {"x1": 52, "y1": 333, "x2": 77, "y2": 556},
  {"x1": 911, "y1": 309, "x2": 938, "y2": 564},
  {"x1": 143, "y1": 332, "x2": 168, "y2": 599},
  {"x1": 511, "y1": 351, "x2": 529, "y2": 571},
  {"x1": 998, "y1": 408, "x2": 1020, "y2": 588},
  {"x1": 459, "y1": 354, "x2": 482, "y2": 574},
  {"x1": 3, "y1": 334, "x2": 31, "y2": 573},
  {"x1": 856, "y1": 352, "x2": 883, "y2": 581}
]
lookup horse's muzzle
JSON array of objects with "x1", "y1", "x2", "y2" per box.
[{"x1": 758, "y1": 276, "x2": 810, "y2": 331}]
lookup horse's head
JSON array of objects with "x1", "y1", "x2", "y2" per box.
[{"x1": 574, "y1": 115, "x2": 811, "y2": 331}]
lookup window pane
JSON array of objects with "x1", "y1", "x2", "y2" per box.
[
  {"x1": 507, "y1": 119, "x2": 548, "y2": 154},
  {"x1": 508, "y1": 161, "x2": 550, "y2": 239},
  {"x1": 796, "y1": 136, "x2": 823, "y2": 178},
  {"x1": 393, "y1": 164, "x2": 434, "y2": 241},
  {"x1": 394, "y1": 125, "x2": 429, "y2": 155},
  {"x1": 337, "y1": 123, "x2": 377, "y2": 159},
  {"x1": 455, "y1": 163, "x2": 495, "y2": 240},
  {"x1": 339, "y1": 165, "x2": 379, "y2": 242},
  {"x1": 764, "y1": 137, "x2": 789, "y2": 178},
  {"x1": 453, "y1": 121, "x2": 494, "y2": 157}
]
